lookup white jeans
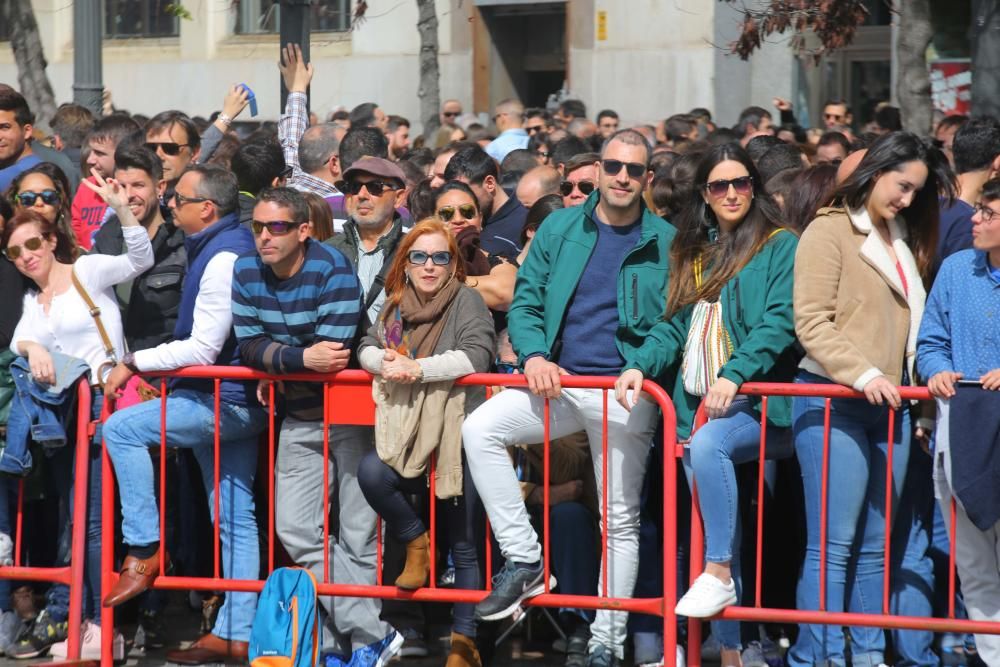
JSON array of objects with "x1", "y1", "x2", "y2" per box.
[
  {"x1": 933, "y1": 412, "x2": 1000, "y2": 666},
  {"x1": 462, "y1": 387, "x2": 658, "y2": 658}
]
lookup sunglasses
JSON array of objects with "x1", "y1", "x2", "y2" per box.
[
  {"x1": 526, "y1": 125, "x2": 545, "y2": 134},
  {"x1": 704, "y1": 176, "x2": 754, "y2": 198},
  {"x1": 408, "y1": 250, "x2": 452, "y2": 266},
  {"x1": 146, "y1": 142, "x2": 190, "y2": 157},
  {"x1": 2, "y1": 235, "x2": 46, "y2": 261},
  {"x1": 560, "y1": 180, "x2": 596, "y2": 197},
  {"x1": 15, "y1": 190, "x2": 60, "y2": 207},
  {"x1": 442, "y1": 111, "x2": 460, "y2": 118},
  {"x1": 437, "y1": 204, "x2": 477, "y2": 222},
  {"x1": 601, "y1": 159, "x2": 647, "y2": 179},
  {"x1": 340, "y1": 180, "x2": 399, "y2": 197},
  {"x1": 251, "y1": 220, "x2": 303, "y2": 235}
]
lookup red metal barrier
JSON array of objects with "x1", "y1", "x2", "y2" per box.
[
  {"x1": 0, "y1": 380, "x2": 94, "y2": 665},
  {"x1": 683, "y1": 382, "x2": 997, "y2": 667},
  {"x1": 97, "y1": 367, "x2": 679, "y2": 667}
]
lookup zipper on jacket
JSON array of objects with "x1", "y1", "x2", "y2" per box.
[{"x1": 631, "y1": 274, "x2": 638, "y2": 320}]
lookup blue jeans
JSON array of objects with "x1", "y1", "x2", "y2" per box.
[
  {"x1": 103, "y1": 389, "x2": 265, "y2": 642},
  {"x1": 788, "y1": 372, "x2": 910, "y2": 667},
  {"x1": 686, "y1": 400, "x2": 791, "y2": 650}
]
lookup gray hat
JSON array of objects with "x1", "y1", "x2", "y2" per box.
[{"x1": 341, "y1": 156, "x2": 406, "y2": 186}]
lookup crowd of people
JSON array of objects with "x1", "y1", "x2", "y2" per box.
[{"x1": 0, "y1": 41, "x2": 998, "y2": 667}]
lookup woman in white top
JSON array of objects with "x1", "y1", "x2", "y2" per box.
[{"x1": 0, "y1": 170, "x2": 152, "y2": 658}]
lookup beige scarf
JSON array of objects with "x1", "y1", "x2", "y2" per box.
[{"x1": 373, "y1": 277, "x2": 467, "y2": 498}]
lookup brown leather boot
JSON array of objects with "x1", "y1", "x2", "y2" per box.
[
  {"x1": 445, "y1": 632, "x2": 481, "y2": 667},
  {"x1": 394, "y1": 531, "x2": 429, "y2": 589}
]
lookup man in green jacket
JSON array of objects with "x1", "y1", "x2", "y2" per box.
[{"x1": 463, "y1": 130, "x2": 675, "y2": 667}]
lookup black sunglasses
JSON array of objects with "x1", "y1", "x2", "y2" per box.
[
  {"x1": 560, "y1": 180, "x2": 596, "y2": 197},
  {"x1": 600, "y1": 159, "x2": 647, "y2": 179},
  {"x1": 339, "y1": 180, "x2": 399, "y2": 197},
  {"x1": 437, "y1": 204, "x2": 477, "y2": 222},
  {"x1": 704, "y1": 176, "x2": 753, "y2": 199},
  {"x1": 408, "y1": 250, "x2": 452, "y2": 266},
  {"x1": 146, "y1": 141, "x2": 190, "y2": 157},
  {"x1": 15, "y1": 190, "x2": 60, "y2": 207},
  {"x1": 251, "y1": 220, "x2": 303, "y2": 235},
  {"x1": 442, "y1": 111, "x2": 460, "y2": 118}
]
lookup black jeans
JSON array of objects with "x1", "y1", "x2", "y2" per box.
[{"x1": 357, "y1": 450, "x2": 482, "y2": 637}]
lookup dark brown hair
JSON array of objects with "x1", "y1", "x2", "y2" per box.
[{"x1": 1, "y1": 209, "x2": 77, "y2": 264}]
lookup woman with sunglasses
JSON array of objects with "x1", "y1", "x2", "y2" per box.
[
  {"x1": 786, "y1": 132, "x2": 953, "y2": 666},
  {"x1": 7, "y1": 162, "x2": 77, "y2": 257},
  {"x1": 615, "y1": 144, "x2": 798, "y2": 667},
  {"x1": 356, "y1": 218, "x2": 495, "y2": 667},
  {"x1": 434, "y1": 181, "x2": 517, "y2": 311},
  {"x1": 1, "y1": 170, "x2": 152, "y2": 659}
]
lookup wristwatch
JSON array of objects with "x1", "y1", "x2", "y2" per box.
[{"x1": 121, "y1": 352, "x2": 140, "y2": 374}]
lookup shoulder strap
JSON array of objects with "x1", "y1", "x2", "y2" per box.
[
  {"x1": 71, "y1": 269, "x2": 117, "y2": 363},
  {"x1": 693, "y1": 254, "x2": 703, "y2": 289},
  {"x1": 768, "y1": 227, "x2": 786, "y2": 240}
]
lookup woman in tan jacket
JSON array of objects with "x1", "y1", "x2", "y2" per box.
[{"x1": 788, "y1": 132, "x2": 953, "y2": 667}]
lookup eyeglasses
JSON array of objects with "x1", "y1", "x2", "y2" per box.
[
  {"x1": 15, "y1": 190, "x2": 60, "y2": 207},
  {"x1": 560, "y1": 180, "x2": 596, "y2": 197},
  {"x1": 340, "y1": 180, "x2": 399, "y2": 197},
  {"x1": 600, "y1": 159, "x2": 647, "y2": 179},
  {"x1": 172, "y1": 192, "x2": 215, "y2": 207},
  {"x1": 704, "y1": 176, "x2": 754, "y2": 198},
  {"x1": 2, "y1": 235, "x2": 46, "y2": 261},
  {"x1": 408, "y1": 250, "x2": 452, "y2": 266},
  {"x1": 146, "y1": 142, "x2": 190, "y2": 157},
  {"x1": 442, "y1": 111, "x2": 460, "y2": 118},
  {"x1": 279, "y1": 165, "x2": 294, "y2": 179},
  {"x1": 974, "y1": 203, "x2": 1000, "y2": 223},
  {"x1": 437, "y1": 204, "x2": 477, "y2": 222},
  {"x1": 251, "y1": 220, "x2": 303, "y2": 235}
]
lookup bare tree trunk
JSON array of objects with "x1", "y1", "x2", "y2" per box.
[
  {"x1": 896, "y1": 0, "x2": 933, "y2": 134},
  {"x1": 972, "y1": 0, "x2": 1000, "y2": 117},
  {"x1": 9, "y1": 0, "x2": 57, "y2": 130},
  {"x1": 416, "y1": 0, "x2": 441, "y2": 141}
]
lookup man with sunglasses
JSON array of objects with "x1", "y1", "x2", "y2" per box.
[
  {"x1": 327, "y1": 156, "x2": 408, "y2": 330},
  {"x1": 486, "y1": 99, "x2": 530, "y2": 162},
  {"x1": 440, "y1": 99, "x2": 463, "y2": 129},
  {"x1": 822, "y1": 99, "x2": 853, "y2": 131},
  {"x1": 560, "y1": 152, "x2": 600, "y2": 208},
  {"x1": 463, "y1": 129, "x2": 675, "y2": 667},
  {"x1": 100, "y1": 165, "x2": 264, "y2": 665},
  {"x1": 232, "y1": 188, "x2": 400, "y2": 665}
]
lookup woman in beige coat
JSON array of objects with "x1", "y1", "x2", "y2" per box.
[{"x1": 788, "y1": 132, "x2": 953, "y2": 666}]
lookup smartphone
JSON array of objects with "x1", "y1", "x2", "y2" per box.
[{"x1": 240, "y1": 83, "x2": 258, "y2": 117}]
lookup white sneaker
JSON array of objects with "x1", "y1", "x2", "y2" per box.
[
  {"x1": 675, "y1": 573, "x2": 737, "y2": 618},
  {"x1": 677, "y1": 644, "x2": 686, "y2": 666},
  {"x1": 0, "y1": 532, "x2": 12, "y2": 566},
  {"x1": 50, "y1": 620, "x2": 125, "y2": 661}
]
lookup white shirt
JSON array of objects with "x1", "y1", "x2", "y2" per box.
[
  {"x1": 11, "y1": 225, "x2": 154, "y2": 383},
  {"x1": 133, "y1": 251, "x2": 238, "y2": 372}
]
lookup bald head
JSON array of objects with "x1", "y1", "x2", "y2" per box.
[
  {"x1": 516, "y1": 165, "x2": 561, "y2": 208},
  {"x1": 494, "y1": 99, "x2": 525, "y2": 132},
  {"x1": 836, "y1": 148, "x2": 866, "y2": 184},
  {"x1": 568, "y1": 118, "x2": 597, "y2": 141}
]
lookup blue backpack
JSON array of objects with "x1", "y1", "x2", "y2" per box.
[{"x1": 249, "y1": 567, "x2": 321, "y2": 667}]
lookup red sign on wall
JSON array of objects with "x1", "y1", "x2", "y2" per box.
[{"x1": 930, "y1": 59, "x2": 972, "y2": 116}]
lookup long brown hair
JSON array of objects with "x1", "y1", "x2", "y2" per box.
[
  {"x1": 382, "y1": 217, "x2": 467, "y2": 313},
  {"x1": 665, "y1": 143, "x2": 787, "y2": 317},
  {"x1": 7, "y1": 162, "x2": 78, "y2": 260}
]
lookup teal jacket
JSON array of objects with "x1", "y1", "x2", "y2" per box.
[
  {"x1": 627, "y1": 229, "x2": 799, "y2": 439},
  {"x1": 508, "y1": 191, "x2": 676, "y2": 373}
]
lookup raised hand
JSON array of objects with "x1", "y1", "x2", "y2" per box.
[
  {"x1": 279, "y1": 43, "x2": 314, "y2": 94},
  {"x1": 82, "y1": 167, "x2": 129, "y2": 210}
]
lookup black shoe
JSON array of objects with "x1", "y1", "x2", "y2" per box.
[
  {"x1": 474, "y1": 560, "x2": 555, "y2": 622},
  {"x1": 7, "y1": 610, "x2": 68, "y2": 659}
]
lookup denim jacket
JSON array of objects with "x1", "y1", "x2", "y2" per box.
[{"x1": 0, "y1": 353, "x2": 91, "y2": 475}]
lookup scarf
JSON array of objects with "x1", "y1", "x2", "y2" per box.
[{"x1": 455, "y1": 226, "x2": 493, "y2": 276}]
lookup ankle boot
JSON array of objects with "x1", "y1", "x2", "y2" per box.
[
  {"x1": 394, "y1": 532, "x2": 430, "y2": 589},
  {"x1": 445, "y1": 632, "x2": 481, "y2": 667}
]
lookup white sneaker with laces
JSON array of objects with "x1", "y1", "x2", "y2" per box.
[
  {"x1": 50, "y1": 620, "x2": 125, "y2": 661},
  {"x1": 675, "y1": 573, "x2": 737, "y2": 618}
]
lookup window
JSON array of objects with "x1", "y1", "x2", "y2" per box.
[
  {"x1": 235, "y1": 0, "x2": 351, "y2": 35},
  {"x1": 861, "y1": 0, "x2": 892, "y2": 26},
  {"x1": 104, "y1": 0, "x2": 179, "y2": 38},
  {"x1": 0, "y1": 1, "x2": 11, "y2": 41}
]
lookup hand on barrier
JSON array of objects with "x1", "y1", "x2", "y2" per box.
[
  {"x1": 256, "y1": 378, "x2": 285, "y2": 405},
  {"x1": 381, "y1": 349, "x2": 422, "y2": 384},
  {"x1": 704, "y1": 377, "x2": 739, "y2": 419},
  {"x1": 104, "y1": 362, "x2": 134, "y2": 399},
  {"x1": 524, "y1": 356, "x2": 563, "y2": 399},
  {"x1": 303, "y1": 341, "x2": 350, "y2": 373},
  {"x1": 927, "y1": 370, "x2": 963, "y2": 398},
  {"x1": 615, "y1": 368, "x2": 644, "y2": 411},
  {"x1": 981, "y1": 368, "x2": 1000, "y2": 390},
  {"x1": 863, "y1": 374, "x2": 902, "y2": 409}
]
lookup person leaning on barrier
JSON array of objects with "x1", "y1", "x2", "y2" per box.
[
  {"x1": 99, "y1": 164, "x2": 265, "y2": 665},
  {"x1": 787, "y1": 132, "x2": 954, "y2": 667},
  {"x1": 1, "y1": 166, "x2": 154, "y2": 658},
  {"x1": 461, "y1": 129, "x2": 675, "y2": 667},
  {"x1": 917, "y1": 177, "x2": 1000, "y2": 667},
  {"x1": 615, "y1": 143, "x2": 799, "y2": 666},
  {"x1": 355, "y1": 218, "x2": 495, "y2": 667},
  {"x1": 232, "y1": 187, "x2": 403, "y2": 666}
]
